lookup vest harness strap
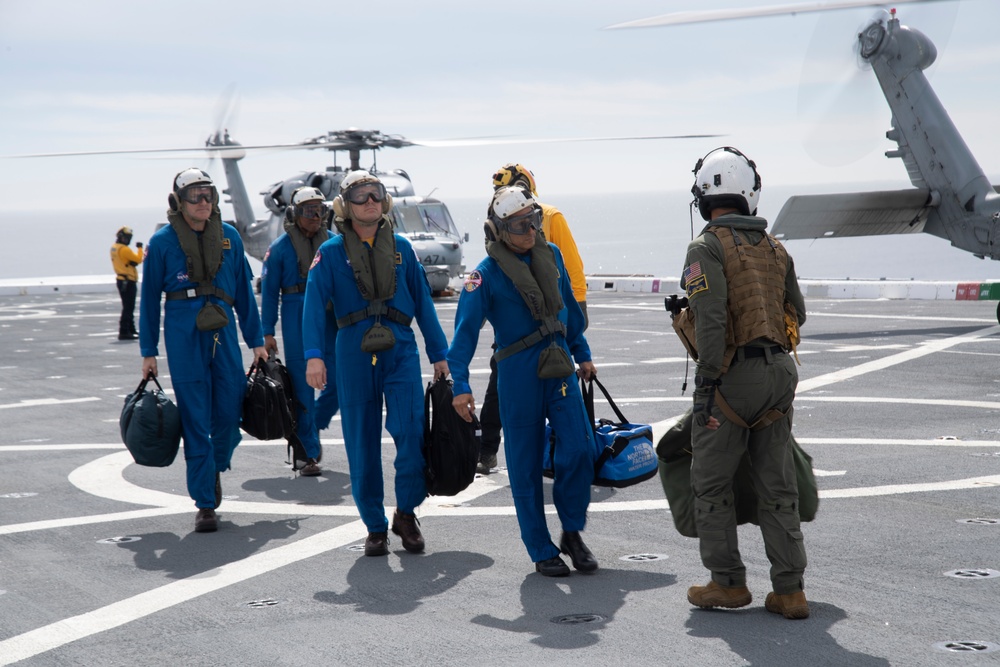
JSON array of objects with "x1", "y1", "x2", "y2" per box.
[
  {"x1": 281, "y1": 284, "x2": 306, "y2": 296},
  {"x1": 493, "y1": 318, "x2": 567, "y2": 362},
  {"x1": 714, "y1": 387, "x2": 790, "y2": 432},
  {"x1": 165, "y1": 285, "x2": 235, "y2": 306},
  {"x1": 336, "y1": 300, "x2": 412, "y2": 329}
]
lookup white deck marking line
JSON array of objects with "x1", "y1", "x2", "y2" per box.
[
  {"x1": 0, "y1": 508, "x2": 188, "y2": 536},
  {"x1": 797, "y1": 438, "x2": 1000, "y2": 447},
  {"x1": 802, "y1": 396, "x2": 1000, "y2": 410},
  {"x1": 0, "y1": 458, "x2": 510, "y2": 665},
  {"x1": 797, "y1": 324, "x2": 1000, "y2": 394},
  {"x1": 0, "y1": 522, "x2": 370, "y2": 665},
  {"x1": 0, "y1": 397, "x2": 100, "y2": 409}
]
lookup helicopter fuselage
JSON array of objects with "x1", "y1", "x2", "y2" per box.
[{"x1": 218, "y1": 155, "x2": 466, "y2": 291}]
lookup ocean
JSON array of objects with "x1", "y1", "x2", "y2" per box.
[{"x1": 2, "y1": 187, "x2": 999, "y2": 283}]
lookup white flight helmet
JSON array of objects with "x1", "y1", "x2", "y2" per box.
[
  {"x1": 491, "y1": 185, "x2": 536, "y2": 220},
  {"x1": 332, "y1": 171, "x2": 392, "y2": 218},
  {"x1": 169, "y1": 167, "x2": 217, "y2": 211},
  {"x1": 285, "y1": 186, "x2": 327, "y2": 223},
  {"x1": 691, "y1": 147, "x2": 761, "y2": 221},
  {"x1": 485, "y1": 185, "x2": 540, "y2": 243},
  {"x1": 173, "y1": 167, "x2": 214, "y2": 192}
]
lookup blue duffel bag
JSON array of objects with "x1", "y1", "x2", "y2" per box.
[{"x1": 544, "y1": 376, "x2": 658, "y2": 488}]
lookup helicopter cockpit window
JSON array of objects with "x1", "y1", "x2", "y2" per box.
[
  {"x1": 419, "y1": 203, "x2": 460, "y2": 237},
  {"x1": 391, "y1": 203, "x2": 460, "y2": 238}
]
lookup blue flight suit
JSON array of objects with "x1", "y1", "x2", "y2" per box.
[
  {"x1": 261, "y1": 234, "x2": 339, "y2": 459},
  {"x1": 447, "y1": 244, "x2": 594, "y2": 563},
  {"x1": 139, "y1": 221, "x2": 264, "y2": 509},
  {"x1": 302, "y1": 230, "x2": 448, "y2": 533}
]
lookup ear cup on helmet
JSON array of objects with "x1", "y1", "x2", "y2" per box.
[
  {"x1": 381, "y1": 193, "x2": 393, "y2": 214},
  {"x1": 483, "y1": 219, "x2": 499, "y2": 243},
  {"x1": 332, "y1": 195, "x2": 347, "y2": 219},
  {"x1": 284, "y1": 206, "x2": 296, "y2": 223},
  {"x1": 168, "y1": 193, "x2": 179, "y2": 212}
]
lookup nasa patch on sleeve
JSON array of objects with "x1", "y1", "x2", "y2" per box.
[
  {"x1": 464, "y1": 270, "x2": 483, "y2": 292},
  {"x1": 309, "y1": 252, "x2": 322, "y2": 271}
]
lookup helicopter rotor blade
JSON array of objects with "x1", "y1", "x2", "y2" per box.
[
  {"x1": 604, "y1": 0, "x2": 958, "y2": 30},
  {"x1": 4, "y1": 133, "x2": 724, "y2": 160},
  {"x1": 796, "y1": 10, "x2": 887, "y2": 167},
  {"x1": 796, "y1": 3, "x2": 960, "y2": 167},
  {"x1": 409, "y1": 134, "x2": 724, "y2": 148}
]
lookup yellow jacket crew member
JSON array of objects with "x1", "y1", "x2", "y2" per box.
[
  {"x1": 111, "y1": 226, "x2": 143, "y2": 340},
  {"x1": 476, "y1": 163, "x2": 589, "y2": 474},
  {"x1": 680, "y1": 147, "x2": 810, "y2": 620}
]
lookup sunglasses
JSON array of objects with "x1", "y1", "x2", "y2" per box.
[
  {"x1": 345, "y1": 183, "x2": 387, "y2": 206},
  {"x1": 502, "y1": 209, "x2": 540, "y2": 235},
  {"x1": 180, "y1": 187, "x2": 214, "y2": 205}
]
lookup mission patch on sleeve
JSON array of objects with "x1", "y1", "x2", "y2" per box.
[{"x1": 464, "y1": 270, "x2": 483, "y2": 292}]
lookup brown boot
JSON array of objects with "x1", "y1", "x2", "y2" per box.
[
  {"x1": 687, "y1": 581, "x2": 752, "y2": 609},
  {"x1": 194, "y1": 508, "x2": 218, "y2": 533},
  {"x1": 765, "y1": 591, "x2": 810, "y2": 619},
  {"x1": 364, "y1": 531, "x2": 389, "y2": 557},
  {"x1": 391, "y1": 509, "x2": 425, "y2": 554}
]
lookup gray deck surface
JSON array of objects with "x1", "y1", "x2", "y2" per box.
[{"x1": 1, "y1": 290, "x2": 999, "y2": 666}]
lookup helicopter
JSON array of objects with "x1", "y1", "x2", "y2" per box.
[
  {"x1": 611, "y1": 1, "x2": 1000, "y2": 318},
  {"x1": 205, "y1": 128, "x2": 467, "y2": 293}
]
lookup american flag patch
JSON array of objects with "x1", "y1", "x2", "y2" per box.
[{"x1": 684, "y1": 261, "x2": 702, "y2": 282}]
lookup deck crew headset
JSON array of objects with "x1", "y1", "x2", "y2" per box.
[
  {"x1": 168, "y1": 168, "x2": 218, "y2": 212},
  {"x1": 484, "y1": 185, "x2": 542, "y2": 244},
  {"x1": 116, "y1": 226, "x2": 134, "y2": 245},
  {"x1": 285, "y1": 186, "x2": 327, "y2": 223},
  {"x1": 690, "y1": 147, "x2": 761, "y2": 221},
  {"x1": 331, "y1": 171, "x2": 393, "y2": 220},
  {"x1": 492, "y1": 163, "x2": 538, "y2": 197}
]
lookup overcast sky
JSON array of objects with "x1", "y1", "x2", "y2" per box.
[{"x1": 1, "y1": 0, "x2": 997, "y2": 216}]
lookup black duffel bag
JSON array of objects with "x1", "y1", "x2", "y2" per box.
[
  {"x1": 241, "y1": 359, "x2": 294, "y2": 441},
  {"x1": 423, "y1": 377, "x2": 480, "y2": 497},
  {"x1": 120, "y1": 375, "x2": 181, "y2": 467}
]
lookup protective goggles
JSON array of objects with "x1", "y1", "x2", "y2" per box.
[
  {"x1": 298, "y1": 203, "x2": 326, "y2": 218},
  {"x1": 499, "y1": 208, "x2": 540, "y2": 235},
  {"x1": 180, "y1": 186, "x2": 215, "y2": 205},
  {"x1": 344, "y1": 182, "x2": 387, "y2": 205}
]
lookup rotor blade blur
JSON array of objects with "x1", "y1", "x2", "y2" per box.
[
  {"x1": 605, "y1": 0, "x2": 955, "y2": 29},
  {"x1": 5, "y1": 143, "x2": 325, "y2": 158},
  {"x1": 412, "y1": 134, "x2": 724, "y2": 148},
  {"x1": 6, "y1": 134, "x2": 723, "y2": 159}
]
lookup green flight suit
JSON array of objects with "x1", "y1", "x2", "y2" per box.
[{"x1": 682, "y1": 213, "x2": 808, "y2": 595}]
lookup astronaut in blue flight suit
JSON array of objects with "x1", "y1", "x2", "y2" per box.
[
  {"x1": 449, "y1": 185, "x2": 599, "y2": 577},
  {"x1": 261, "y1": 186, "x2": 339, "y2": 476},
  {"x1": 303, "y1": 171, "x2": 449, "y2": 557},
  {"x1": 140, "y1": 168, "x2": 267, "y2": 533}
]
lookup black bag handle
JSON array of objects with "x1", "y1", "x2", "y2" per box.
[
  {"x1": 134, "y1": 375, "x2": 166, "y2": 395},
  {"x1": 580, "y1": 376, "x2": 629, "y2": 427}
]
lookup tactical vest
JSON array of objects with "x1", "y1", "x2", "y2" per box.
[
  {"x1": 672, "y1": 225, "x2": 790, "y2": 373},
  {"x1": 715, "y1": 226, "x2": 790, "y2": 367}
]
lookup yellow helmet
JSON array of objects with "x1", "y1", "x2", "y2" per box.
[{"x1": 492, "y1": 163, "x2": 537, "y2": 196}]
